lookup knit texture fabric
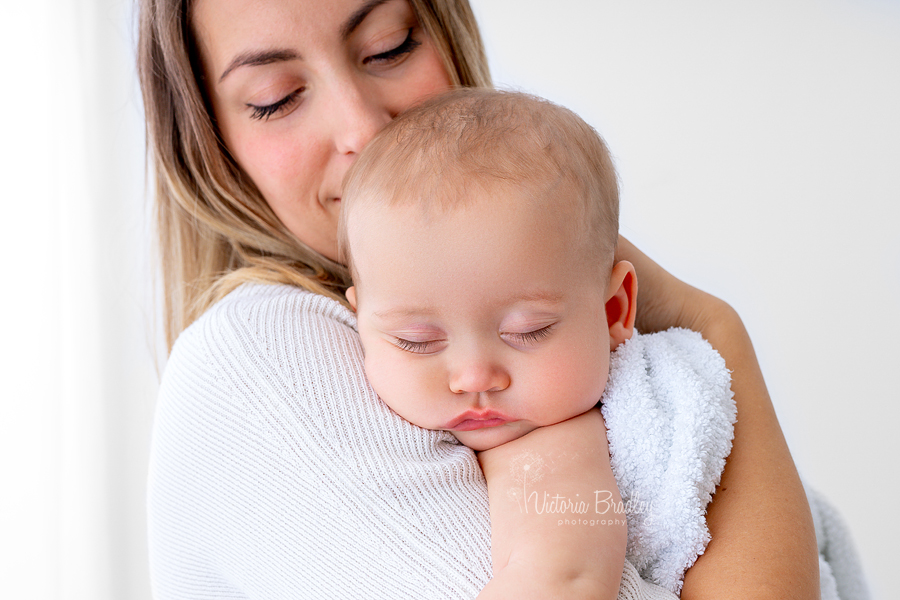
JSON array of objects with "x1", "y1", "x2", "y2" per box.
[
  {"x1": 808, "y1": 486, "x2": 872, "y2": 600},
  {"x1": 147, "y1": 283, "x2": 686, "y2": 599},
  {"x1": 148, "y1": 283, "x2": 493, "y2": 598}
]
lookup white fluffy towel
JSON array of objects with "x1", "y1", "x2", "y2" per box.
[{"x1": 601, "y1": 328, "x2": 737, "y2": 594}]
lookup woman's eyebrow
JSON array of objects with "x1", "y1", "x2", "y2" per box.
[
  {"x1": 340, "y1": 0, "x2": 391, "y2": 40},
  {"x1": 219, "y1": 49, "x2": 301, "y2": 83},
  {"x1": 218, "y1": 0, "x2": 391, "y2": 83}
]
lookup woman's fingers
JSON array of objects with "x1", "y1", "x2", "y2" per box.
[
  {"x1": 616, "y1": 235, "x2": 729, "y2": 335},
  {"x1": 617, "y1": 235, "x2": 687, "y2": 333}
]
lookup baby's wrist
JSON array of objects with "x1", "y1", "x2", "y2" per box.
[{"x1": 488, "y1": 559, "x2": 622, "y2": 600}]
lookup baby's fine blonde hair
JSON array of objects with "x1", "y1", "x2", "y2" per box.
[{"x1": 340, "y1": 88, "x2": 620, "y2": 280}]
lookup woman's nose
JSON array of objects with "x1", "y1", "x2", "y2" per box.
[
  {"x1": 330, "y1": 79, "x2": 392, "y2": 156},
  {"x1": 449, "y1": 358, "x2": 511, "y2": 395}
]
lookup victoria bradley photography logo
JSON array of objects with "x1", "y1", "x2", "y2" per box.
[{"x1": 507, "y1": 451, "x2": 654, "y2": 527}]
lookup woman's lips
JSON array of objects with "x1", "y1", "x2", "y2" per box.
[{"x1": 445, "y1": 410, "x2": 511, "y2": 431}]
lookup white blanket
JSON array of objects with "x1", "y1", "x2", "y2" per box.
[
  {"x1": 602, "y1": 328, "x2": 736, "y2": 594},
  {"x1": 603, "y1": 328, "x2": 871, "y2": 599}
]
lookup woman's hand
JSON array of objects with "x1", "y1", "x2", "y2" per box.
[
  {"x1": 619, "y1": 235, "x2": 820, "y2": 600},
  {"x1": 615, "y1": 235, "x2": 729, "y2": 335}
]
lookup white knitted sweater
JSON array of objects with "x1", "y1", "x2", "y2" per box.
[{"x1": 148, "y1": 283, "x2": 677, "y2": 599}]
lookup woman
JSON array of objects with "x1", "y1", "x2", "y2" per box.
[{"x1": 140, "y1": 0, "x2": 819, "y2": 597}]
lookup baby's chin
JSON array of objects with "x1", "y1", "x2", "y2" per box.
[{"x1": 452, "y1": 421, "x2": 539, "y2": 452}]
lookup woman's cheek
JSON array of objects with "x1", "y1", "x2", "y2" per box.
[{"x1": 246, "y1": 133, "x2": 314, "y2": 200}]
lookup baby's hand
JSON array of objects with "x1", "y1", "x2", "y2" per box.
[{"x1": 477, "y1": 409, "x2": 626, "y2": 600}]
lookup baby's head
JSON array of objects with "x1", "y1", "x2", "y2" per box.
[{"x1": 340, "y1": 89, "x2": 636, "y2": 451}]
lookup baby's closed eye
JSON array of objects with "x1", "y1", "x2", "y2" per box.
[
  {"x1": 500, "y1": 324, "x2": 556, "y2": 348},
  {"x1": 392, "y1": 336, "x2": 445, "y2": 354}
]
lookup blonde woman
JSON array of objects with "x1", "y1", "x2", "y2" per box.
[{"x1": 140, "y1": 0, "x2": 818, "y2": 597}]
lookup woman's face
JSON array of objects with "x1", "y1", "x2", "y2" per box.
[{"x1": 192, "y1": 0, "x2": 453, "y2": 261}]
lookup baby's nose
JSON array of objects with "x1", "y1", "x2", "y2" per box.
[{"x1": 448, "y1": 360, "x2": 510, "y2": 395}]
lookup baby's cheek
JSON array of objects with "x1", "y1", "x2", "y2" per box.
[
  {"x1": 543, "y1": 350, "x2": 609, "y2": 411},
  {"x1": 363, "y1": 352, "x2": 401, "y2": 407},
  {"x1": 363, "y1": 351, "x2": 434, "y2": 429}
]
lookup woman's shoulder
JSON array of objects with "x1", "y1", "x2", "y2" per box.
[
  {"x1": 149, "y1": 287, "x2": 493, "y2": 598},
  {"x1": 221, "y1": 281, "x2": 354, "y2": 322},
  {"x1": 159, "y1": 282, "x2": 369, "y2": 423},
  {"x1": 150, "y1": 283, "x2": 369, "y2": 544},
  {"x1": 196, "y1": 281, "x2": 355, "y2": 337},
  {"x1": 170, "y1": 282, "x2": 356, "y2": 369}
]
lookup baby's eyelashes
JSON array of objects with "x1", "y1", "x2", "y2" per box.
[
  {"x1": 392, "y1": 336, "x2": 445, "y2": 355},
  {"x1": 500, "y1": 324, "x2": 556, "y2": 349},
  {"x1": 386, "y1": 327, "x2": 447, "y2": 355},
  {"x1": 384, "y1": 319, "x2": 560, "y2": 355}
]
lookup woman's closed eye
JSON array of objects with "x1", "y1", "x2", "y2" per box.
[
  {"x1": 247, "y1": 88, "x2": 304, "y2": 121},
  {"x1": 244, "y1": 28, "x2": 419, "y2": 122},
  {"x1": 363, "y1": 28, "x2": 421, "y2": 66}
]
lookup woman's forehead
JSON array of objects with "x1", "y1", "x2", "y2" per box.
[{"x1": 192, "y1": 0, "x2": 408, "y2": 81}]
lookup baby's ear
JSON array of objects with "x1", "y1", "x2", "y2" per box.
[
  {"x1": 605, "y1": 261, "x2": 637, "y2": 351},
  {"x1": 345, "y1": 286, "x2": 358, "y2": 312}
]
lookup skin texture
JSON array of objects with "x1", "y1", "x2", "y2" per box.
[
  {"x1": 477, "y1": 409, "x2": 627, "y2": 600},
  {"x1": 192, "y1": 0, "x2": 820, "y2": 595},
  {"x1": 345, "y1": 190, "x2": 635, "y2": 599},
  {"x1": 346, "y1": 194, "x2": 635, "y2": 451},
  {"x1": 617, "y1": 237, "x2": 820, "y2": 600},
  {"x1": 193, "y1": 0, "x2": 452, "y2": 260}
]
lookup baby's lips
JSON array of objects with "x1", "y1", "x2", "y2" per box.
[{"x1": 444, "y1": 409, "x2": 511, "y2": 430}]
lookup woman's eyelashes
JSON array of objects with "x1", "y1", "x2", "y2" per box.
[
  {"x1": 247, "y1": 88, "x2": 304, "y2": 121},
  {"x1": 245, "y1": 29, "x2": 419, "y2": 122},
  {"x1": 363, "y1": 28, "x2": 421, "y2": 66}
]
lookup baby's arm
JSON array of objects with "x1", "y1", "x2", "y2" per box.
[{"x1": 475, "y1": 408, "x2": 626, "y2": 600}]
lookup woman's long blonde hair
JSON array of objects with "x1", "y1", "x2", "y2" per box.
[{"x1": 138, "y1": 0, "x2": 491, "y2": 351}]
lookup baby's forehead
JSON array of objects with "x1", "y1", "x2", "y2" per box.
[
  {"x1": 353, "y1": 170, "x2": 594, "y2": 240},
  {"x1": 353, "y1": 173, "x2": 577, "y2": 222},
  {"x1": 348, "y1": 188, "x2": 608, "y2": 281}
]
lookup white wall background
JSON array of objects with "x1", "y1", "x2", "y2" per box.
[
  {"x1": 0, "y1": 0, "x2": 895, "y2": 598},
  {"x1": 474, "y1": 0, "x2": 899, "y2": 596},
  {"x1": 0, "y1": 1, "x2": 156, "y2": 598}
]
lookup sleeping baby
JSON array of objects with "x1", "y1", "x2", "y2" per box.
[{"x1": 340, "y1": 88, "x2": 736, "y2": 599}]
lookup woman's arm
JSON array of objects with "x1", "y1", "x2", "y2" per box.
[{"x1": 616, "y1": 237, "x2": 819, "y2": 600}]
